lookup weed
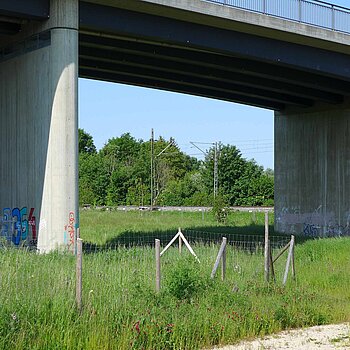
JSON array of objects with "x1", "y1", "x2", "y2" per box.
[
  {"x1": 0, "y1": 211, "x2": 349, "y2": 349},
  {"x1": 165, "y1": 256, "x2": 211, "y2": 301}
]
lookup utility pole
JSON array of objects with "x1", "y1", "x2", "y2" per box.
[
  {"x1": 214, "y1": 142, "x2": 218, "y2": 198},
  {"x1": 150, "y1": 128, "x2": 154, "y2": 210},
  {"x1": 151, "y1": 129, "x2": 175, "y2": 209},
  {"x1": 190, "y1": 141, "x2": 219, "y2": 199}
]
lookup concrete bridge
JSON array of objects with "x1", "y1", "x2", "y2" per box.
[{"x1": 1, "y1": 0, "x2": 350, "y2": 251}]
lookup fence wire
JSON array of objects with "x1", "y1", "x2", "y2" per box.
[{"x1": 1, "y1": 229, "x2": 291, "y2": 313}]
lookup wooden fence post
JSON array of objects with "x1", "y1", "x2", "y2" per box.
[
  {"x1": 76, "y1": 238, "x2": 83, "y2": 312},
  {"x1": 269, "y1": 241, "x2": 275, "y2": 282},
  {"x1": 291, "y1": 235, "x2": 296, "y2": 280},
  {"x1": 221, "y1": 237, "x2": 227, "y2": 281},
  {"x1": 283, "y1": 235, "x2": 295, "y2": 286},
  {"x1": 155, "y1": 239, "x2": 161, "y2": 292},
  {"x1": 264, "y1": 211, "x2": 270, "y2": 282},
  {"x1": 211, "y1": 237, "x2": 227, "y2": 279}
]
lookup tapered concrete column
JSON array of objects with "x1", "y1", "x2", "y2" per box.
[
  {"x1": 275, "y1": 101, "x2": 350, "y2": 237},
  {"x1": 0, "y1": 0, "x2": 79, "y2": 252}
]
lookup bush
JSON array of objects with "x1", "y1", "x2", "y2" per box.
[
  {"x1": 166, "y1": 257, "x2": 210, "y2": 301},
  {"x1": 211, "y1": 194, "x2": 229, "y2": 224}
]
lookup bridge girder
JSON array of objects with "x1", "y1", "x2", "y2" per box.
[{"x1": 79, "y1": 2, "x2": 350, "y2": 110}]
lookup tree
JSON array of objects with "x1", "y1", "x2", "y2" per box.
[
  {"x1": 202, "y1": 144, "x2": 274, "y2": 206},
  {"x1": 101, "y1": 133, "x2": 141, "y2": 173},
  {"x1": 79, "y1": 128, "x2": 96, "y2": 154},
  {"x1": 265, "y1": 168, "x2": 274, "y2": 178},
  {"x1": 100, "y1": 134, "x2": 143, "y2": 205},
  {"x1": 79, "y1": 131, "x2": 274, "y2": 207},
  {"x1": 79, "y1": 153, "x2": 108, "y2": 205},
  {"x1": 158, "y1": 171, "x2": 211, "y2": 206},
  {"x1": 78, "y1": 130, "x2": 107, "y2": 205},
  {"x1": 151, "y1": 137, "x2": 200, "y2": 205}
]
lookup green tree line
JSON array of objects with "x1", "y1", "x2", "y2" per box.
[{"x1": 79, "y1": 129, "x2": 274, "y2": 207}]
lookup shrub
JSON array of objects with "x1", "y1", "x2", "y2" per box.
[
  {"x1": 211, "y1": 194, "x2": 229, "y2": 224},
  {"x1": 166, "y1": 257, "x2": 210, "y2": 301}
]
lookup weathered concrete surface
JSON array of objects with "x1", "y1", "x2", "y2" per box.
[
  {"x1": 0, "y1": 0, "x2": 79, "y2": 252},
  {"x1": 83, "y1": 0, "x2": 350, "y2": 54},
  {"x1": 275, "y1": 101, "x2": 350, "y2": 237}
]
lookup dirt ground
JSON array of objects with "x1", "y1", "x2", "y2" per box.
[{"x1": 212, "y1": 323, "x2": 350, "y2": 350}]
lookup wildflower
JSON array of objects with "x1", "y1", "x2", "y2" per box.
[
  {"x1": 11, "y1": 313, "x2": 17, "y2": 321},
  {"x1": 133, "y1": 321, "x2": 140, "y2": 334},
  {"x1": 166, "y1": 323, "x2": 174, "y2": 333}
]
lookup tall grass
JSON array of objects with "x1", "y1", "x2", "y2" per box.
[{"x1": 0, "y1": 210, "x2": 349, "y2": 349}]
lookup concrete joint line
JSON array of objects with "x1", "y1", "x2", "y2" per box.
[{"x1": 50, "y1": 27, "x2": 79, "y2": 32}]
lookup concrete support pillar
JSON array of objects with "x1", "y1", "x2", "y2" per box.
[
  {"x1": 275, "y1": 102, "x2": 350, "y2": 237},
  {"x1": 0, "y1": 0, "x2": 79, "y2": 252}
]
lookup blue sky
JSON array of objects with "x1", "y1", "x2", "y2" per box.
[{"x1": 78, "y1": 0, "x2": 348, "y2": 171}]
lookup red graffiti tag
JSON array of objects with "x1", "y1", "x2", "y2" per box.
[
  {"x1": 28, "y1": 207, "x2": 37, "y2": 241},
  {"x1": 67, "y1": 211, "x2": 75, "y2": 249}
]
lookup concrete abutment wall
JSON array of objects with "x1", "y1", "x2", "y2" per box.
[
  {"x1": 275, "y1": 101, "x2": 350, "y2": 237},
  {"x1": 0, "y1": 0, "x2": 79, "y2": 252}
]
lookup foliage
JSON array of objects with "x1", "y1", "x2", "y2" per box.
[
  {"x1": 158, "y1": 172, "x2": 209, "y2": 206},
  {"x1": 211, "y1": 193, "x2": 230, "y2": 224},
  {"x1": 79, "y1": 128, "x2": 97, "y2": 154},
  {"x1": 202, "y1": 144, "x2": 274, "y2": 206},
  {"x1": 79, "y1": 153, "x2": 108, "y2": 205},
  {"x1": 1, "y1": 212, "x2": 350, "y2": 350},
  {"x1": 166, "y1": 256, "x2": 210, "y2": 300},
  {"x1": 78, "y1": 131, "x2": 274, "y2": 207}
]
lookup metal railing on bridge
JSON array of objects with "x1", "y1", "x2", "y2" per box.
[{"x1": 205, "y1": 0, "x2": 350, "y2": 34}]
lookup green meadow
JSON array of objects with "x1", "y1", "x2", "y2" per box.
[{"x1": 0, "y1": 210, "x2": 349, "y2": 349}]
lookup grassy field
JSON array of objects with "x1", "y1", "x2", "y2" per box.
[
  {"x1": 79, "y1": 209, "x2": 275, "y2": 245},
  {"x1": 1, "y1": 210, "x2": 350, "y2": 349}
]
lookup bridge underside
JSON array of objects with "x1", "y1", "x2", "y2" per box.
[
  {"x1": 79, "y1": 2, "x2": 350, "y2": 111},
  {"x1": 1, "y1": 0, "x2": 350, "y2": 251}
]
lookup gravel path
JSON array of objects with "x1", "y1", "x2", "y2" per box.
[{"x1": 212, "y1": 323, "x2": 350, "y2": 350}]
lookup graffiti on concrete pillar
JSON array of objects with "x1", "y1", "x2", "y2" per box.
[
  {"x1": 277, "y1": 205, "x2": 350, "y2": 237},
  {"x1": 64, "y1": 211, "x2": 76, "y2": 251},
  {"x1": 0, "y1": 207, "x2": 37, "y2": 247}
]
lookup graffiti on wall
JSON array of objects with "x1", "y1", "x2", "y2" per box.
[
  {"x1": 277, "y1": 205, "x2": 350, "y2": 237},
  {"x1": 0, "y1": 207, "x2": 37, "y2": 246},
  {"x1": 64, "y1": 211, "x2": 76, "y2": 252}
]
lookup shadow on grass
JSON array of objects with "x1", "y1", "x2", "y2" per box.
[{"x1": 82, "y1": 224, "x2": 298, "y2": 254}]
